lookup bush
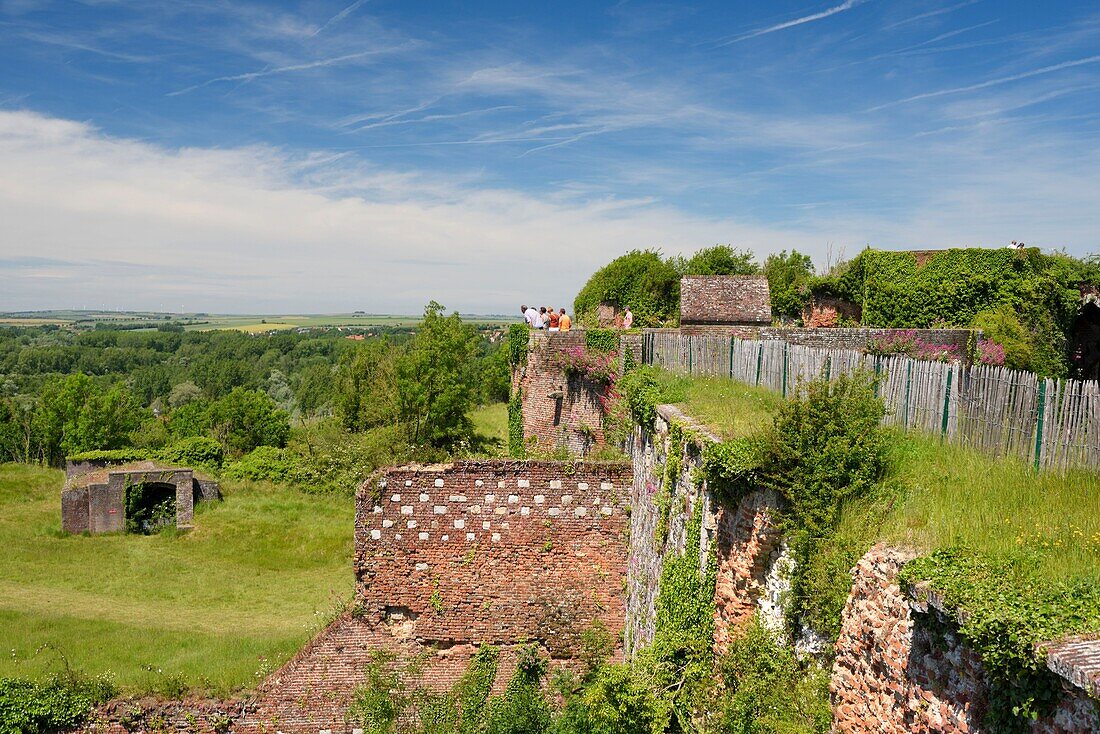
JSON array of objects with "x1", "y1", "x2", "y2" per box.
[
  {"x1": 222, "y1": 446, "x2": 297, "y2": 483},
  {"x1": 65, "y1": 448, "x2": 148, "y2": 463},
  {"x1": 157, "y1": 436, "x2": 225, "y2": 469},
  {"x1": 0, "y1": 673, "x2": 115, "y2": 734},
  {"x1": 573, "y1": 250, "x2": 681, "y2": 327},
  {"x1": 616, "y1": 365, "x2": 661, "y2": 432}
]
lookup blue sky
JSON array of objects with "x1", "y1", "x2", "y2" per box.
[{"x1": 1, "y1": 0, "x2": 1098, "y2": 313}]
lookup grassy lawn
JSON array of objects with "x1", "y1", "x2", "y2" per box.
[
  {"x1": 0, "y1": 464, "x2": 353, "y2": 696},
  {"x1": 470, "y1": 402, "x2": 508, "y2": 456},
  {"x1": 654, "y1": 372, "x2": 783, "y2": 440}
]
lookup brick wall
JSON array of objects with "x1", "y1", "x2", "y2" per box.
[
  {"x1": 831, "y1": 545, "x2": 1099, "y2": 733},
  {"x1": 758, "y1": 327, "x2": 976, "y2": 356},
  {"x1": 240, "y1": 460, "x2": 631, "y2": 733},
  {"x1": 513, "y1": 331, "x2": 611, "y2": 453}
]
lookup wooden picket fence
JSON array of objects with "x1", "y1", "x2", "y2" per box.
[{"x1": 641, "y1": 332, "x2": 1100, "y2": 473}]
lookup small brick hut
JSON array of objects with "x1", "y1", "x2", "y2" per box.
[{"x1": 679, "y1": 275, "x2": 772, "y2": 327}]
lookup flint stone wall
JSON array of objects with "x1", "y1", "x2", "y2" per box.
[{"x1": 831, "y1": 544, "x2": 1099, "y2": 733}]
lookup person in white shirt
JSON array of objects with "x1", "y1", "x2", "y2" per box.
[
  {"x1": 522, "y1": 304, "x2": 540, "y2": 328},
  {"x1": 622, "y1": 307, "x2": 634, "y2": 330}
]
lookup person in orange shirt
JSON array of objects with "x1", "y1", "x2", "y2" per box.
[
  {"x1": 548, "y1": 308, "x2": 560, "y2": 331},
  {"x1": 558, "y1": 308, "x2": 571, "y2": 331}
]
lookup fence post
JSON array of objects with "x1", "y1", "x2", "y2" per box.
[
  {"x1": 873, "y1": 356, "x2": 881, "y2": 397},
  {"x1": 824, "y1": 355, "x2": 832, "y2": 382},
  {"x1": 728, "y1": 337, "x2": 735, "y2": 379},
  {"x1": 782, "y1": 343, "x2": 789, "y2": 398},
  {"x1": 687, "y1": 334, "x2": 693, "y2": 374},
  {"x1": 755, "y1": 342, "x2": 763, "y2": 386},
  {"x1": 1034, "y1": 379, "x2": 1047, "y2": 471},
  {"x1": 940, "y1": 366, "x2": 953, "y2": 439},
  {"x1": 904, "y1": 361, "x2": 912, "y2": 426}
]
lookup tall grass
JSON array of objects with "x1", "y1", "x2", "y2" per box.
[
  {"x1": 0, "y1": 463, "x2": 352, "y2": 696},
  {"x1": 657, "y1": 373, "x2": 781, "y2": 440}
]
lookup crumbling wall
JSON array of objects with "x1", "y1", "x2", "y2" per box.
[
  {"x1": 242, "y1": 460, "x2": 631, "y2": 733},
  {"x1": 831, "y1": 545, "x2": 1099, "y2": 733},
  {"x1": 512, "y1": 331, "x2": 611, "y2": 454}
]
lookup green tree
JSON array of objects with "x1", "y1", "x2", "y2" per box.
[
  {"x1": 34, "y1": 374, "x2": 146, "y2": 465},
  {"x1": 206, "y1": 387, "x2": 290, "y2": 456},
  {"x1": 396, "y1": 302, "x2": 481, "y2": 449},
  {"x1": 168, "y1": 381, "x2": 203, "y2": 408},
  {"x1": 295, "y1": 363, "x2": 336, "y2": 420},
  {"x1": 573, "y1": 249, "x2": 681, "y2": 327},
  {"x1": 338, "y1": 340, "x2": 400, "y2": 432},
  {"x1": 674, "y1": 245, "x2": 760, "y2": 276},
  {"x1": 971, "y1": 306, "x2": 1035, "y2": 370},
  {"x1": 763, "y1": 250, "x2": 814, "y2": 322}
]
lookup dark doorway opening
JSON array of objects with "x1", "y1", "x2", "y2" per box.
[
  {"x1": 124, "y1": 482, "x2": 177, "y2": 534},
  {"x1": 1072, "y1": 302, "x2": 1100, "y2": 381}
]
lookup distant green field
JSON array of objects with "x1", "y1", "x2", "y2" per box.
[
  {"x1": 0, "y1": 310, "x2": 515, "y2": 332},
  {"x1": 0, "y1": 464, "x2": 353, "y2": 696}
]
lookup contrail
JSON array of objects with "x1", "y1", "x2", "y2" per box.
[
  {"x1": 868, "y1": 54, "x2": 1100, "y2": 111},
  {"x1": 168, "y1": 49, "x2": 392, "y2": 96},
  {"x1": 311, "y1": 0, "x2": 369, "y2": 37},
  {"x1": 881, "y1": 0, "x2": 980, "y2": 31},
  {"x1": 716, "y1": 0, "x2": 871, "y2": 46}
]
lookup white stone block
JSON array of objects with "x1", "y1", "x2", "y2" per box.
[
  {"x1": 483, "y1": 521, "x2": 491, "y2": 529},
  {"x1": 370, "y1": 529, "x2": 381, "y2": 540},
  {"x1": 442, "y1": 534, "x2": 449, "y2": 541},
  {"x1": 508, "y1": 494, "x2": 519, "y2": 504},
  {"x1": 454, "y1": 518, "x2": 465, "y2": 529},
  {"x1": 497, "y1": 480, "x2": 506, "y2": 489},
  {"x1": 577, "y1": 482, "x2": 589, "y2": 491},
  {"x1": 434, "y1": 505, "x2": 447, "y2": 514},
  {"x1": 415, "y1": 562, "x2": 428, "y2": 571},
  {"x1": 485, "y1": 494, "x2": 496, "y2": 503},
  {"x1": 373, "y1": 505, "x2": 383, "y2": 514},
  {"x1": 418, "y1": 532, "x2": 429, "y2": 541},
  {"x1": 574, "y1": 506, "x2": 588, "y2": 517},
  {"x1": 449, "y1": 495, "x2": 467, "y2": 502},
  {"x1": 549, "y1": 480, "x2": 562, "y2": 489},
  {"x1": 548, "y1": 507, "x2": 561, "y2": 517},
  {"x1": 354, "y1": 728, "x2": 365, "y2": 734},
  {"x1": 601, "y1": 482, "x2": 613, "y2": 490},
  {"x1": 561, "y1": 495, "x2": 573, "y2": 505},
  {"x1": 466, "y1": 533, "x2": 476, "y2": 541},
  {"x1": 468, "y1": 505, "x2": 481, "y2": 514},
  {"x1": 501, "y1": 522, "x2": 510, "y2": 529},
  {"x1": 434, "y1": 478, "x2": 445, "y2": 487},
  {"x1": 534, "y1": 494, "x2": 545, "y2": 504},
  {"x1": 407, "y1": 520, "x2": 418, "y2": 529},
  {"x1": 391, "y1": 494, "x2": 401, "y2": 502},
  {"x1": 401, "y1": 505, "x2": 413, "y2": 515},
  {"x1": 492, "y1": 533, "x2": 501, "y2": 542},
  {"x1": 520, "y1": 507, "x2": 530, "y2": 516},
  {"x1": 517, "y1": 479, "x2": 530, "y2": 488},
  {"x1": 404, "y1": 480, "x2": 412, "y2": 487},
  {"x1": 394, "y1": 534, "x2": 402, "y2": 541},
  {"x1": 382, "y1": 519, "x2": 393, "y2": 528},
  {"x1": 475, "y1": 479, "x2": 484, "y2": 487},
  {"x1": 601, "y1": 506, "x2": 613, "y2": 516},
  {"x1": 494, "y1": 506, "x2": 507, "y2": 515},
  {"x1": 419, "y1": 493, "x2": 429, "y2": 502}
]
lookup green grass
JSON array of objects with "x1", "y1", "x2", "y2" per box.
[
  {"x1": 877, "y1": 433, "x2": 1100, "y2": 583},
  {"x1": 654, "y1": 372, "x2": 782, "y2": 440},
  {"x1": 470, "y1": 402, "x2": 508, "y2": 455},
  {"x1": 0, "y1": 463, "x2": 353, "y2": 696}
]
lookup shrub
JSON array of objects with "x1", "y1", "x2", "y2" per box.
[
  {"x1": 616, "y1": 366, "x2": 661, "y2": 432},
  {"x1": 483, "y1": 645, "x2": 551, "y2": 734},
  {"x1": 65, "y1": 448, "x2": 148, "y2": 463},
  {"x1": 971, "y1": 306, "x2": 1034, "y2": 370},
  {"x1": 573, "y1": 249, "x2": 681, "y2": 327},
  {"x1": 157, "y1": 436, "x2": 225, "y2": 469},
  {"x1": 221, "y1": 446, "x2": 297, "y2": 483},
  {"x1": 0, "y1": 672, "x2": 115, "y2": 734}
]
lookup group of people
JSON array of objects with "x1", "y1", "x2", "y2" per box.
[
  {"x1": 521, "y1": 304, "x2": 572, "y2": 331},
  {"x1": 519, "y1": 304, "x2": 634, "y2": 331}
]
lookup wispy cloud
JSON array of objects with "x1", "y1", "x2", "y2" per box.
[
  {"x1": 168, "y1": 46, "x2": 413, "y2": 96},
  {"x1": 868, "y1": 54, "x2": 1100, "y2": 111},
  {"x1": 310, "y1": 0, "x2": 369, "y2": 37},
  {"x1": 881, "y1": 0, "x2": 981, "y2": 31},
  {"x1": 715, "y1": 0, "x2": 871, "y2": 46}
]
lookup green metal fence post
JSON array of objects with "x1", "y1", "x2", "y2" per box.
[
  {"x1": 940, "y1": 367, "x2": 953, "y2": 439},
  {"x1": 824, "y1": 356, "x2": 832, "y2": 382},
  {"x1": 687, "y1": 334, "x2": 693, "y2": 374},
  {"x1": 729, "y1": 337, "x2": 735, "y2": 379},
  {"x1": 782, "y1": 343, "x2": 789, "y2": 398},
  {"x1": 755, "y1": 342, "x2": 764, "y2": 386},
  {"x1": 904, "y1": 361, "x2": 912, "y2": 426},
  {"x1": 1034, "y1": 379, "x2": 1047, "y2": 471},
  {"x1": 873, "y1": 357, "x2": 881, "y2": 397}
]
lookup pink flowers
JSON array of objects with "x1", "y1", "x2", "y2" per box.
[
  {"x1": 865, "y1": 330, "x2": 964, "y2": 363},
  {"x1": 551, "y1": 346, "x2": 620, "y2": 414},
  {"x1": 977, "y1": 340, "x2": 1006, "y2": 366}
]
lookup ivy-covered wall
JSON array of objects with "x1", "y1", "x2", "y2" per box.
[{"x1": 814, "y1": 247, "x2": 1100, "y2": 376}]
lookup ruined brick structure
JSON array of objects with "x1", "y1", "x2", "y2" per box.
[
  {"x1": 60, "y1": 461, "x2": 219, "y2": 534},
  {"x1": 679, "y1": 275, "x2": 772, "y2": 329},
  {"x1": 513, "y1": 331, "x2": 612, "y2": 454},
  {"x1": 832, "y1": 545, "x2": 1100, "y2": 733},
  {"x1": 240, "y1": 460, "x2": 631, "y2": 733}
]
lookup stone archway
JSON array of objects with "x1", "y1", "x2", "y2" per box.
[{"x1": 124, "y1": 481, "x2": 178, "y2": 534}]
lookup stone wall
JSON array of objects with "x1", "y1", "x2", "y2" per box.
[
  {"x1": 625, "y1": 404, "x2": 787, "y2": 656},
  {"x1": 644, "y1": 326, "x2": 977, "y2": 356},
  {"x1": 831, "y1": 545, "x2": 1099, "y2": 733},
  {"x1": 513, "y1": 331, "x2": 611, "y2": 454},
  {"x1": 60, "y1": 464, "x2": 207, "y2": 534}
]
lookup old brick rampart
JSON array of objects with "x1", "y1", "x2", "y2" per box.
[
  {"x1": 512, "y1": 331, "x2": 612, "y2": 454},
  {"x1": 240, "y1": 460, "x2": 631, "y2": 733},
  {"x1": 644, "y1": 326, "x2": 976, "y2": 355},
  {"x1": 832, "y1": 545, "x2": 1100, "y2": 733}
]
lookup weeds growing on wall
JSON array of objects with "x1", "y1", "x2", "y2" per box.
[
  {"x1": 0, "y1": 667, "x2": 115, "y2": 734},
  {"x1": 900, "y1": 548, "x2": 1100, "y2": 732},
  {"x1": 584, "y1": 329, "x2": 620, "y2": 354},
  {"x1": 507, "y1": 391, "x2": 525, "y2": 458}
]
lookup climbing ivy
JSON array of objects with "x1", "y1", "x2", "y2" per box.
[
  {"x1": 507, "y1": 324, "x2": 530, "y2": 368},
  {"x1": 584, "y1": 328, "x2": 619, "y2": 354},
  {"x1": 453, "y1": 645, "x2": 498, "y2": 734},
  {"x1": 900, "y1": 549, "x2": 1100, "y2": 732},
  {"x1": 507, "y1": 391, "x2": 525, "y2": 459},
  {"x1": 655, "y1": 424, "x2": 683, "y2": 547}
]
